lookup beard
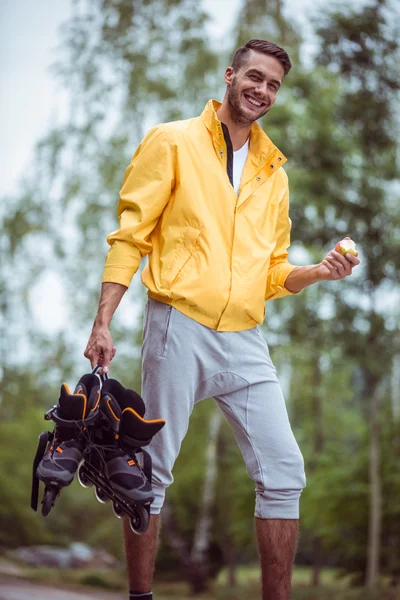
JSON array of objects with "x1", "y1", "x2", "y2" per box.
[{"x1": 227, "y1": 76, "x2": 270, "y2": 127}]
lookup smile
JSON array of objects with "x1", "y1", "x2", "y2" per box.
[{"x1": 243, "y1": 94, "x2": 264, "y2": 108}]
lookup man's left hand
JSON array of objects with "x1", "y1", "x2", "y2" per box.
[{"x1": 317, "y1": 247, "x2": 360, "y2": 281}]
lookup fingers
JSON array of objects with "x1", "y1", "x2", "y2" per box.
[
  {"x1": 99, "y1": 347, "x2": 112, "y2": 373},
  {"x1": 323, "y1": 250, "x2": 359, "y2": 280},
  {"x1": 344, "y1": 253, "x2": 360, "y2": 266},
  {"x1": 323, "y1": 252, "x2": 348, "y2": 278},
  {"x1": 84, "y1": 339, "x2": 99, "y2": 369},
  {"x1": 84, "y1": 328, "x2": 115, "y2": 373},
  {"x1": 332, "y1": 250, "x2": 353, "y2": 276},
  {"x1": 321, "y1": 257, "x2": 341, "y2": 280}
]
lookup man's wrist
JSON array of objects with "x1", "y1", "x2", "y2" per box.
[
  {"x1": 94, "y1": 314, "x2": 112, "y2": 329},
  {"x1": 285, "y1": 264, "x2": 323, "y2": 293},
  {"x1": 93, "y1": 282, "x2": 127, "y2": 329},
  {"x1": 307, "y1": 263, "x2": 325, "y2": 285}
]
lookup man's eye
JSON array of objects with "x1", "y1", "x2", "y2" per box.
[{"x1": 249, "y1": 74, "x2": 260, "y2": 81}]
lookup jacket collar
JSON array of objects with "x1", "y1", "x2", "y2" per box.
[{"x1": 200, "y1": 99, "x2": 287, "y2": 171}]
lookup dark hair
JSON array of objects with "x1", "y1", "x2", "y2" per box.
[{"x1": 231, "y1": 39, "x2": 292, "y2": 77}]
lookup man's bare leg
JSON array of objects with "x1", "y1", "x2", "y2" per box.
[
  {"x1": 123, "y1": 514, "x2": 161, "y2": 592},
  {"x1": 255, "y1": 517, "x2": 299, "y2": 600}
]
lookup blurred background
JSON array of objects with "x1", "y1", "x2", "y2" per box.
[{"x1": 0, "y1": 0, "x2": 399, "y2": 599}]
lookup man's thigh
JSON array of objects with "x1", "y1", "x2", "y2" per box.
[
  {"x1": 141, "y1": 298, "x2": 227, "y2": 510},
  {"x1": 214, "y1": 378, "x2": 303, "y2": 482},
  {"x1": 213, "y1": 328, "x2": 306, "y2": 518}
]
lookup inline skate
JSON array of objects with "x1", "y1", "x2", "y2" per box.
[
  {"x1": 32, "y1": 369, "x2": 166, "y2": 535},
  {"x1": 31, "y1": 372, "x2": 101, "y2": 517},
  {"x1": 77, "y1": 378, "x2": 166, "y2": 534}
]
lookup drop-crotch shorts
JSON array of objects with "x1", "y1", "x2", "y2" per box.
[{"x1": 141, "y1": 297, "x2": 306, "y2": 518}]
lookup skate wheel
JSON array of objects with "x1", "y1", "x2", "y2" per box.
[
  {"x1": 129, "y1": 506, "x2": 150, "y2": 535},
  {"x1": 41, "y1": 486, "x2": 59, "y2": 517},
  {"x1": 95, "y1": 486, "x2": 110, "y2": 504},
  {"x1": 77, "y1": 461, "x2": 93, "y2": 489},
  {"x1": 112, "y1": 502, "x2": 125, "y2": 519}
]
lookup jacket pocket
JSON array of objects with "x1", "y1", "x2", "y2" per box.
[{"x1": 163, "y1": 226, "x2": 201, "y2": 289}]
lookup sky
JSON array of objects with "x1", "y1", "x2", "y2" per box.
[
  {"x1": 0, "y1": 1, "x2": 72, "y2": 197},
  {"x1": 0, "y1": 0, "x2": 236, "y2": 197}
]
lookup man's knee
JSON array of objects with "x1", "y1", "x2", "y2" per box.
[
  {"x1": 255, "y1": 450, "x2": 306, "y2": 519},
  {"x1": 149, "y1": 480, "x2": 168, "y2": 515}
]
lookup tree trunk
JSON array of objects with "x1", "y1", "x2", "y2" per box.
[
  {"x1": 366, "y1": 377, "x2": 382, "y2": 589},
  {"x1": 162, "y1": 407, "x2": 222, "y2": 594},
  {"x1": 310, "y1": 356, "x2": 324, "y2": 587},
  {"x1": 191, "y1": 409, "x2": 222, "y2": 564},
  {"x1": 162, "y1": 500, "x2": 210, "y2": 594},
  {"x1": 311, "y1": 537, "x2": 323, "y2": 587},
  {"x1": 391, "y1": 354, "x2": 400, "y2": 421},
  {"x1": 223, "y1": 538, "x2": 237, "y2": 588}
]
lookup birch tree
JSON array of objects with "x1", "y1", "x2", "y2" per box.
[{"x1": 162, "y1": 407, "x2": 223, "y2": 593}]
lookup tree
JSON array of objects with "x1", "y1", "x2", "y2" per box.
[
  {"x1": 315, "y1": 0, "x2": 400, "y2": 586},
  {"x1": 1, "y1": 0, "x2": 221, "y2": 563},
  {"x1": 162, "y1": 406, "x2": 222, "y2": 593},
  {"x1": 235, "y1": 0, "x2": 400, "y2": 586}
]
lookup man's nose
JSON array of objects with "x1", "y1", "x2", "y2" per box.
[{"x1": 254, "y1": 81, "x2": 269, "y2": 98}]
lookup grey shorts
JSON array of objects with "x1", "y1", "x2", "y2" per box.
[{"x1": 141, "y1": 297, "x2": 306, "y2": 518}]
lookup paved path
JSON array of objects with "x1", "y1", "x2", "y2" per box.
[{"x1": 0, "y1": 578, "x2": 125, "y2": 600}]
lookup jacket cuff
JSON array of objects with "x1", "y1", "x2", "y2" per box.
[
  {"x1": 266, "y1": 263, "x2": 299, "y2": 301},
  {"x1": 101, "y1": 266, "x2": 135, "y2": 288},
  {"x1": 101, "y1": 241, "x2": 141, "y2": 288},
  {"x1": 281, "y1": 263, "x2": 300, "y2": 295}
]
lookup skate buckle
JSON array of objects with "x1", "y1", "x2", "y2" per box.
[{"x1": 44, "y1": 406, "x2": 57, "y2": 421}]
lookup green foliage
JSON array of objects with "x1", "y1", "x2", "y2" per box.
[
  {"x1": 233, "y1": 0, "x2": 301, "y2": 61},
  {"x1": 0, "y1": 406, "x2": 54, "y2": 549},
  {"x1": 261, "y1": 0, "x2": 400, "y2": 582}
]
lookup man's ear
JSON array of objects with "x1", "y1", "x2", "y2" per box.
[{"x1": 224, "y1": 67, "x2": 234, "y2": 86}]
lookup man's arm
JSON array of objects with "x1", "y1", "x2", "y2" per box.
[
  {"x1": 284, "y1": 249, "x2": 360, "y2": 293},
  {"x1": 84, "y1": 125, "x2": 175, "y2": 371},
  {"x1": 265, "y1": 188, "x2": 298, "y2": 301},
  {"x1": 265, "y1": 180, "x2": 360, "y2": 296},
  {"x1": 102, "y1": 125, "x2": 175, "y2": 288},
  {"x1": 84, "y1": 282, "x2": 127, "y2": 372}
]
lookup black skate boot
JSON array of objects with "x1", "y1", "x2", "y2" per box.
[
  {"x1": 78, "y1": 379, "x2": 165, "y2": 534},
  {"x1": 31, "y1": 373, "x2": 101, "y2": 517}
]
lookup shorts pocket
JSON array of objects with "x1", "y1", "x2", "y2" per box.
[
  {"x1": 160, "y1": 305, "x2": 173, "y2": 357},
  {"x1": 143, "y1": 300, "x2": 174, "y2": 359},
  {"x1": 143, "y1": 299, "x2": 150, "y2": 335}
]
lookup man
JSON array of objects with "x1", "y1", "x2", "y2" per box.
[{"x1": 84, "y1": 39, "x2": 359, "y2": 600}]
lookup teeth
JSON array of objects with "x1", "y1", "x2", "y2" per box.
[{"x1": 245, "y1": 95, "x2": 262, "y2": 107}]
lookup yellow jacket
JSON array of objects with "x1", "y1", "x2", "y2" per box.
[{"x1": 102, "y1": 100, "x2": 297, "y2": 331}]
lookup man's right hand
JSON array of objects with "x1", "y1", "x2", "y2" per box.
[{"x1": 84, "y1": 325, "x2": 116, "y2": 373}]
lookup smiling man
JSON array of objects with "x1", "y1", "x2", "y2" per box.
[{"x1": 85, "y1": 39, "x2": 359, "y2": 600}]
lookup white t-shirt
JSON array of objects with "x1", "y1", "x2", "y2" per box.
[{"x1": 233, "y1": 139, "x2": 249, "y2": 196}]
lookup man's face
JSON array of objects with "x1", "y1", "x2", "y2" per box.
[{"x1": 225, "y1": 50, "x2": 285, "y2": 126}]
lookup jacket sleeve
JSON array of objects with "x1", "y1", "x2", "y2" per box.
[
  {"x1": 265, "y1": 187, "x2": 299, "y2": 301},
  {"x1": 102, "y1": 125, "x2": 175, "y2": 287}
]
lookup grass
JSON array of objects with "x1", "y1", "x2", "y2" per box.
[
  {"x1": 1, "y1": 558, "x2": 398, "y2": 599},
  {"x1": 217, "y1": 564, "x2": 350, "y2": 587}
]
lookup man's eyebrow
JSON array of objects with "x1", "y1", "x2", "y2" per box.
[{"x1": 246, "y1": 68, "x2": 282, "y2": 87}]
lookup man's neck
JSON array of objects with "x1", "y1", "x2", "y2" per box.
[{"x1": 216, "y1": 105, "x2": 251, "y2": 151}]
